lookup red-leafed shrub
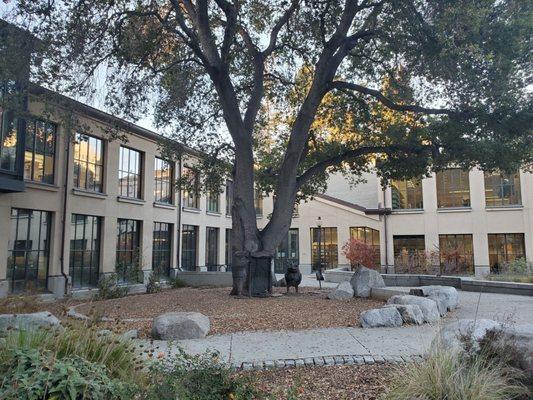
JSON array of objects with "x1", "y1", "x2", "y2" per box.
[{"x1": 342, "y1": 239, "x2": 378, "y2": 270}]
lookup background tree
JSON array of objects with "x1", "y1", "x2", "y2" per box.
[{"x1": 7, "y1": 0, "x2": 532, "y2": 295}]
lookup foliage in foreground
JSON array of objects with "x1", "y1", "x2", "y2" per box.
[
  {"x1": 142, "y1": 349, "x2": 260, "y2": 400},
  {"x1": 385, "y1": 348, "x2": 529, "y2": 400}
]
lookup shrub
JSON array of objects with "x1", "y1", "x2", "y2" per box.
[
  {"x1": 342, "y1": 239, "x2": 378, "y2": 270},
  {"x1": 146, "y1": 271, "x2": 162, "y2": 294},
  {"x1": 141, "y1": 348, "x2": 261, "y2": 400},
  {"x1": 96, "y1": 273, "x2": 129, "y2": 300},
  {"x1": 169, "y1": 276, "x2": 188, "y2": 289},
  {"x1": 384, "y1": 348, "x2": 529, "y2": 400},
  {"x1": 0, "y1": 348, "x2": 136, "y2": 400}
]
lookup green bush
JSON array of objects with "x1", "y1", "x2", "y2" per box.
[
  {"x1": 169, "y1": 276, "x2": 188, "y2": 289},
  {"x1": 141, "y1": 348, "x2": 260, "y2": 400},
  {"x1": 0, "y1": 348, "x2": 136, "y2": 400},
  {"x1": 146, "y1": 272, "x2": 162, "y2": 294},
  {"x1": 384, "y1": 348, "x2": 529, "y2": 400},
  {"x1": 0, "y1": 326, "x2": 144, "y2": 384},
  {"x1": 96, "y1": 273, "x2": 129, "y2": 300}
]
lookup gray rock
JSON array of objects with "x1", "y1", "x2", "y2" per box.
[
  {"x1": 350, "y1": 266, "x2": 386, "y2": 298},
  {"x1": 387, "y1": 295, "x2": 440, "y2": 323},
  {"x1": 327, "y1": 281, "x2": 354, "y2": 300},
  {"x1": 360, "y1": 307, "x2": 403, "y2": 328},
  {"x1": 428, "y1": 292, "x2": 448, "y2": 316},
  {"x1": 384, "y1": 304, "x2": 424, "y2": 325},
  {"x1": 152, "y1": 312, "x2": 210, "y2": 340},
  {"x1": 121, "y1": 329, "x2": 139, "y2": 340},
  {"x1": 432, "y1": 319, "x2": 502, "y2": 352},
  {"x1": 0, "y1": 311, "x2": 62, "y2": 331},
  {"x1": 411, "y1": 286, "x2": 458, "y2": 311},
  {"x1": 97, "y1": 329, "x2": 113, "y2": 337}
]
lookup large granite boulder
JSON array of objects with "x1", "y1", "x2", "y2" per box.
[
  {"x1": 387, "y1": 295, "x2": 440, "y2": 323},
  {"x1": 360, "y1": 307, "x2": 403, "y2": 328},
  {"x1": 350, "y1": 266, "x2": 386, "y2": 298},
  {"x1": 432, "y1": 319, "x2": 502, "y2": 352},
  {"x1": 0, "y1": 312, "x2": 62, "y2": 331},
  {"x1": 384, "y1": 304, "x2": 424, "y2": 325},
  {"x1": 152, "y1": 312, "x2": 210, "y2": 340},
  {"x1": 327, "y1": 281, "x2": 354, "y2": 300},
  {"x1": 410, "y1": 286, "x2": 458, "y2": 311}
]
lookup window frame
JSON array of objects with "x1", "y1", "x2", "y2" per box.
[
  {"x1": 436, "y1": 168, "x2": 471, "y2": 208},
  {"x1": 205, "y1": 226, "x2": 219, "y2": 271},
  {"x1": 154, "y1": 157, "x2": 173, "y2": 204},
  {"x1": 116, "y1": 218, "x2": 142, "y2": 283},
  {"x1": 118, "y1": 146, "x2": 143, "y2": 199},
  {"x1": 349, "y1": 226, "x2": 381, "y2": 266},
  {"x1": 391, "y1": 178, "x2": 423, "y2": 210},
  {"x1": 182, "y1": 166, "x2": 200, "y2": 209},
  {"x1": 310, "y1": 227, "x2": 338, "y2": 270},
  {"x1": 181, "y1": 224, "x2": 198, "y2": 271},
  {"x1": 207, "y1": 190, "x2": 220, "y2": 213},
  {"x1": 24, "y1": 118, "x2": 57, "y2": 184},
  {"x1": 488, "y1": 233, "x2": 526, "y2": 271},
  {"x1": 438, "y1": 233, "x2": 474, "y2": 274},
  {"x1": 153, "y1": 222, "x2": 172, "y2": 277},
  {"x1": 484, "y1": 171, "x2": 522, "y2": 207},
  {"x1": 73, "y1": 133, "x2": 104, "y2": 193},
  {"x1": 69, "y1": 214, "x2": 101, "y2": 288}
]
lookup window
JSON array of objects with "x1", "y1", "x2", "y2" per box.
[
  {"x1": 206, "y1": 227, "x2": 219, "y2": 271},
  {"x1": 310, "y1": 227, "x2": 338, "y2": 270},
  {"x1": 116, "y1": 219, "x2": 142, "y2": 283},
  {"x1": 391, "y1": 178, "x2": 423, "y2": 209},
  {"x1": 118, "y1": 146, "x2": 142, "y2": 199},
  {"x1": 154, "y1": 158, "x2": 172, "y2": 204},
  {"x1": 484, "y1": 171, "x2": 521, "y2": 207},
  {"x1": 69, "y1": 214, "x2": 101, "y2": 288},
  {"x1": 182, "y1": 166, "x2": 200, "y2": 209},
  {"x1": 393, "y1": 235, "x2": 426, "y2": 273},
  {"x1": 207, "y1": 191, "x2": 220, "y2": 213},
  {"x1": 153, "y1": 222, "x2": 172, "y2": 277},
  {"x1": 254, "y1": 189, "x2": 263, "y2": 216},
  {"x1": 488, "y1": 233, "x2": 526, "y2": 272},
  {"x1": 393, "y1": 235, "x2": 425, "y2": 258},
  {"x1": 439, "y1": 234, "x2": 474, "y2": 274},
  {"x1": 225, "y1": 228, "x2": 232, "y2": 268},
  {"x1": 0, "y1": 109, "x2": 18, "y2": 172},
  {"x1": 225, "y1": 180, "x2": 233, "y2": 215},
  {"x1": 73, "y1": 133, "x2": 104, "y2": 192},
  {"x1": 350, "y1": 227, "x2": 381, "y2": 266},
  {"x1": 436, "y1": 169, "x2": 470, "y2": 208},
  {"x1": 7, "y1": 209, "x2": 51, "y2": 293},
  {"x1": 274, "y1": 229, "x2": 299, "y2": 273},
  {"x1": 181, "y1": 225, "x2": 198, "y2": 271},
  {"x1": 24, "y1": 119, "x2": 56, "y2": 184}
]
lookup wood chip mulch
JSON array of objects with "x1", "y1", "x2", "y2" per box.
[
  {"x1": 240, "y1": 364, "x2": 396, "y2": 400},
  {"x1": 75, "y1": 287, "x2": 384, "y2": 336}
]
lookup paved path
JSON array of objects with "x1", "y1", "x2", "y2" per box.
[{"x1": 137, "y1": 282, "x2": 533, "y2": 369}]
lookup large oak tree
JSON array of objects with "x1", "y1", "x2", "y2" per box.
[{"x1": 7, "y1": 0, "x2": 532, "y2": 295}]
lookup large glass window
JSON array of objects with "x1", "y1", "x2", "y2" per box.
[
  {"x1": 206, "y1": 227, "x2": 219, "y2": 271},
  {"x1": 393, "y1": 235, "x2": 425, "y2": 257},
  {"x1": 154, "y1": 158, "x2": 172, "y2": 204},
  {"x1": 182, "y1": 166, "x2": 200, "y2": 209},
  {"x1": 436, "y1": 169, "x2": 470, "y2": 208},
  {"x1": 73, "y1": 133, "x2": 104, "y2": 192},
  {"x1": 275, "y1": 228, "x2": 299, "y2": 273},
  {"x1": 69, "y1": 214, "x2": 101, "y2": 288},
  {"x1": 207, "y1": 191, "x2": 220, "y2": 213},
  {"x1": 24, "y1": 119, "x2": 56, "y2": 184},
  {"x1": 393, "y1": 235, "x2": 426, "y2": 273},
  {"x1": 350, "y1": 227, "x2": 381, "y2": 266},
  {"x1": 116, "y1": 219, "x2": 142, "y2": 283},
  {"x1": 225, "y1": 180, "x2": 233, "y2": 215},
  {"x1": 153, "y1": 222, "x2": 172, "y2": 277},
  {"x1": 7, "y1": 209, "x2": 51, "y2": 293},
  {"x1": 391, "y1": 178, "x2": 423, "y2": 209},
  {"x1": 484, "y1": 171, "x2": 521, "y2": 207},
  {"x1": 310, "y1": 227, "x2": 338, "y2": 270},
  {"x1": 225, "y1": 228, "x2": 232, "y2": 269},
  {"x1": 118, "y1": 146, "x2": 142, "y2": 199},
  {"x1": 438, "y1": 234, "x2": 474, "y2": 274},
  {"x1": 181, "y1": 225, "x2": 198, "y2": 271},
  {"x1": 488, "y1": 233, "x2": 526, "y2": 272},
  {"x1": 0, "y1": 109, "x2": 18, "y2": 172}
]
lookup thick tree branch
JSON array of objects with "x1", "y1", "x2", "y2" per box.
[{"x1": 263, "y1": 0, "x2": 300, "y2": 57}]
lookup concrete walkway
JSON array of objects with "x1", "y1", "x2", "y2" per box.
[{"x1": 137, "y1": 281, "x2": 533, "y2": 369}]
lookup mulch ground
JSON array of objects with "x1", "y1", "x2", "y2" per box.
[
  {"x1": 74, "y1": 286, "x2": 384, "y2": 336},
  {"x1": 241, "y1": 364, "x2": 396, "y2": 400}
]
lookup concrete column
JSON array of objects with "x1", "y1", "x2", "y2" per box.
[
  {"x1": 101, "y1": 216, "x2": 117, "y2": 274},
  {"x1": 141, "y1": 219, "x2": 154, "y2": 282}
]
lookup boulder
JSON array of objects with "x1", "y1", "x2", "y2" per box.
[
  {"x1": 432, "y1": 319, "x2": 502, "y2": 352},
  {"x1": 120, "y1": 329, "x2": 139, "y2": 340},
  {"x1": 152, "y1": 312, "x2": 210, "y2": 340},
  {"x1": 384, "y1": 304, "x2": 424, "y2": 325},
  {"x1": 428, "y1": 292, "x2": 448, "y2": 316},
  {"x1": 0, "y1": 311, "x2": 62, "y2": 331},
  {"x1": 350, "y1": 266, "x2": 386, "y2": 298},
  {"x1": 410, "y1": 286, "x2": 458, "y2": 311},
  {"x1": 387, "y1": 295, "x2": 440, "y2": 323},
  {"x1": 501, "y1": 324, "x2": 533, "y2": 376},
  {"x1": 327, "y1": 281, "x2": 354, "y2": 300},
  {"x1": 360, "y1": 307, "x2": 403, "y2": 328}
]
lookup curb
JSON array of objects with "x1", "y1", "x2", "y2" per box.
[{"x1": 233, "y1": 354, "x2": 424, "y2": 371}]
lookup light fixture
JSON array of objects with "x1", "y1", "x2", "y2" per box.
[{"x1": 316, "y1": 216, "x2": 322, "y2": 228}]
